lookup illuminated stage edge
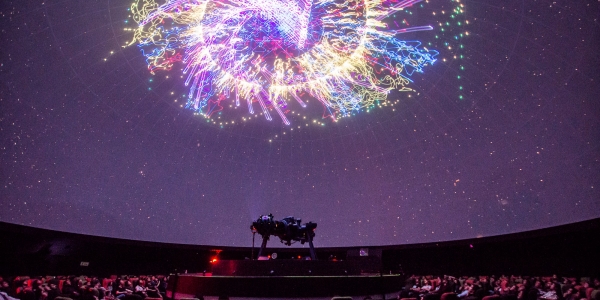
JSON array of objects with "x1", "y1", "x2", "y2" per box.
[{"x1": 167, "y1": 259, "x2": 403, "y2": 298}]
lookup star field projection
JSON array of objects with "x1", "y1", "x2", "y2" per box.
[{"x1": 0, "y1": 0, "x2": 599, "y2": 247}]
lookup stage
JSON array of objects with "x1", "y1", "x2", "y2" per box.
[{"x1": 167, "y1": 259, "x2": 403, "y2": 298}]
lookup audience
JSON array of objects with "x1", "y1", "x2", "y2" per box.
[
  {"x1": 0, "y1": 276, "x2": 167, "y2": 300},
  {"x1": 397, "y1": 275, "x2": 600, "y2": 300},
  {"x1": 1, "y1": 274, "x2": 599, "y2": 300}
]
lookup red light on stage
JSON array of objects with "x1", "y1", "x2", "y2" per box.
[{"x1": 210, "y1": 258, "x2": 218, "y2": 263}]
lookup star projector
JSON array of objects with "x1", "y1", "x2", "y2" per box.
[{"x1": 251, "y1": 214, "x2": 317, "y2": 259}]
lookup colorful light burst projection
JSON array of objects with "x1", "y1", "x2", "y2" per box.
[{"x1": 128, "y1": 0, "x2": 441, "y2": 125}]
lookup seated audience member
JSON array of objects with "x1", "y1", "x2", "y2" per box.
[
  {"x1": 553, "y1": 280, "x2": 565, "y2": 300},
  {"x1": 156, "y1": 277, "x2": 167, "y2": 299},
  {"x1": 562, "y1": 278, "x2": 578, "y2": 295},
  {"x1": 0, "y1": 278, "x2": 19, "y2": 300},
  {"x1": 144, "y1": 281, "x2": 161, "y2": 299},
  {"x1": 17, "y1": 286, "x2": 36, "y2": 300},
  {"x1": 466, "y1": 281, "x2": 487, "y2": 300},
  {"x1": 133, "y1": 280, "x2": 147, "y2": 299},
  {"x1": 518, "y1": 279, "x2": 530, "y2": 300},
  {"x1": 482, "y1": 277, "x2": 495, "y2": 296},
  {"x1": 81, "y1": 288, "x2": 100, "y2": 300},
  {"x1": 398, "y1": 275, "x2": 415, "y2": 299},
  {"x1": 446, "y1": 276, "x2": 460, "y2": 294},
  {"x1": 31, "y1": 278, "x2": 49, "y2": 300},
  {"x1": 123, "y1": 280, "x2": 133, "y2": 294},
  {"x1": 408, "y1": 276, "x2": 425, "y2": 298},
  {"x1": 61, "y1": 278, "x2": 79, "y2": 299},
  {"x1": 421, "y1": 279, "x2": 433, "y2": 295},
  {"x1": 488, "y1": 277, "x2": 497, "y2": 295},
  {"x1": 0, "y1": 279, "x2": 15, "y2": 298},
  {"x1": 47, "y1": 283, "x2": 61, "y2": 300},
  {"x1": 423, "y1": 277, "x2": 453, "y2": 300},
  {"x1": 15, "y1": 279, "x2": 28, "y2": 296},
  {"x1": 540, "y1": 282, "x2": 558, "y2": 300},
  {"x1": 562, "y1": 286, "x2": 580, "y2": 300},
  {"x1": 114, "y1": 281, "x2": 129, "y2": 300},
  {"x1": 592, "y1": 278, "x2": 600, "y2": 290},
  {"x1": 527, "y1": 280, "x2": 542, "y2": 300},
  {"x1": 458, "y1": 282, "x2": 472, "y2": 298}
]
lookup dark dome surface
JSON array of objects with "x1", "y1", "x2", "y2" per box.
[{"x1": 1, "y1": 0, "x2": 598, "y2": 247}]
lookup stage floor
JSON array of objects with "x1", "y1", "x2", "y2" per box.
[
  {"x1": 168, "y1": 273, "x2": 403, "y2": 299},
  {"x1": 171, "y1": 292, "x2": 401, "y2": 300}
]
